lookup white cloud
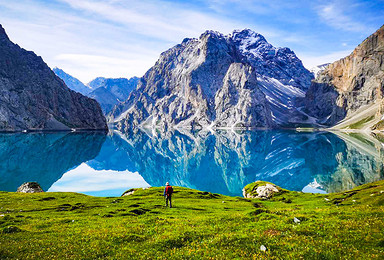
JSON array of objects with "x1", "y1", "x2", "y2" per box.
[
  {"x1": 1, "y1": 0, "x2": 249, "y2": 82},
  {"x1": 53, "y1": 53, "x2": 158, "y2": 83},
  {"x1": 316, "y1": 1, "x2": 370, "y2": 32},
  {"x1": 58, "y1": 0, "x2": 243, "y2": 41},
  {"x1": 0, "y1": 0, "x2": 381, "y2": 83}
]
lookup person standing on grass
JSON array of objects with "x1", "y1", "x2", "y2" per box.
[{"x1": 164, "y1": 182, "x2": 173, "y2": 208}]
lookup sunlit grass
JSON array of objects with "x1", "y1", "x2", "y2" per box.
[{"x1": 1, "y1": 181, "x2": 383, "y2": 259}]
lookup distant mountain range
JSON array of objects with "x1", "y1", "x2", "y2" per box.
[
  {"x1": 53, "y1": 69, "x2": 139, "y2": 114},
  {"x1": 310, "y1": 63, "x2": 330, "y2": 78},
  {"x1": 52, "y1": 68, "x2": 93, "y2": 95},
  {"x1": 87, "y1": 77, "x2": 139, "y2": 113}
]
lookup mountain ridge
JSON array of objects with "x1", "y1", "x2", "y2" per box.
[
  {"x1": 301, "y1": 24, "x2": 384, "y2": 130},
  {"x1": 0, "y1": 24, "x2": 107, "y2": 132},
  {"x1": 53, "y1": 69, "x2": 139, "y2": 114},
  {"x1": 108, "y1": 28, "x2": 313, "y2": 131}
]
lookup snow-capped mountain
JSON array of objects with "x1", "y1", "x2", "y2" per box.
[
  {"x1": 109, "y1": 29, "x2": 314, "y2": 131},
  {"x1": 310, "y1": 63, "x2": 330, "y2": 78}
]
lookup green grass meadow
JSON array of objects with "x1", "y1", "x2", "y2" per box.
[{"x1": 1, "y1": 181, "x2": 384, "y2": 259}]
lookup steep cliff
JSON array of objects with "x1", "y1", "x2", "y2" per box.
[
  {"x1": 0, "y1": 25, "x2": 107, "y2": 131},
  {"x1": 109, "y1": 29, "x2": 313, "y2": 131},
  {"x1": 302, "y1": 25, "x2": 384, "y2": 130}
]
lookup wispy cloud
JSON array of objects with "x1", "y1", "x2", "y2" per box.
[
  {"x1": 0, "y1": 0, "x2": 382, "y2": 81},
  {"x1": 58, "y1": 0, "x2": 243, "y2": 41},
  {"x1": 54, "y1": 54, "x2": 157, "y2": 84},
  {"x1": 315, "y1": 1, "x2": 371, "y2": 32}
]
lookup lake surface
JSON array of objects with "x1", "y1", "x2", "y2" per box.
[{"x1": 1, "y1": 129, "x2": 383, "y2": 197}]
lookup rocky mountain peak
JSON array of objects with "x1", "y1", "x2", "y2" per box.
[
  {"x1": 0, "y1": 24, "x2": 10, "y2": 42},
  {"x1": 232, "y1": 28, "x2": 268, "y2": 50},
  {"x1": 109, "y1": 28, "x2": 314, "y2": 131},
  {"x1": 0, "y1": 25, "x2": 107, "y2": 131},
  {"x1": 199, "y1": 30, "x2": 226, "y2": 40}
]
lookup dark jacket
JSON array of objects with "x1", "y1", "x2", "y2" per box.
[{"x1": 164, "y1": 185, "x2": 173, "y2": 196}]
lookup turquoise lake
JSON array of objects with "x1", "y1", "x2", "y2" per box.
[{"x1": 1, "y1": 130, "x2": 383, "y2": 197}]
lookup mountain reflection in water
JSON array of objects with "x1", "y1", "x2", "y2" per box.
[
  {"x1": 0, "y1": 132, "x2": 106, "y2": 191},
  {"x1": 1, "y1": 130, "x2": 383, "y2": 196}
]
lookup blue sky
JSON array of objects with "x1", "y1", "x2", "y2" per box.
[{"x1": 0, "y1": 0, "x2": 383, "y2": 82}]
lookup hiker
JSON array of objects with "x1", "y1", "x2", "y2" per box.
[{"x1": 164, "y1": 182, "x2": 173, "y2": 208}]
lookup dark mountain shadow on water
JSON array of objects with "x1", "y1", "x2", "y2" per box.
[
  {"x1": 0, "y1": 132, "x2": 106, "y2": 191},
  {"x1": 89, "y1": 129, "x2": 384, "y2": 196}
]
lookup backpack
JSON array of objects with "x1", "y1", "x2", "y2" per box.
[{"x1": 166, "y1": 186, "x2": 173, "y2": 195}]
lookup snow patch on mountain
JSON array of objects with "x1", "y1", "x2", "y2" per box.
[
  {"x1": 310, "y1": 63, "x2": 330, "y2": 78},
  {"x1": 109, "y1": 28, "x2": 314, "y2": 131}
]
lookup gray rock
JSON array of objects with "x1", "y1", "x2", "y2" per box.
[
  {"x1": 300, "y1": 25, "x2": 384, "y2": 129},
  {"x1": 109, "y1": 29, "x2": 313, "y2": 131},
  {"x1": 16, "y1": 182, "x2": 43, "y2": 193},
  {"x1": 0, "y1": 24, "x2": 107, "y2": 132},
  {"x1": 243, "y1": 183, "x2": 280, "y2": 199}
]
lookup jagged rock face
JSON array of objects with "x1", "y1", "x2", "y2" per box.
[
  {"x1": 53, "y1": 68, "x2": 93, "y2": 95},
  {"x1": 301, "y1": 25, "x2": 384, "y2": 127},
  {"x1": 0, "y1": 25, "x2": 107, "y2": 131},
  {"x1": 232, "y1": 29, "x2": 312, "y2": 90},
  {"x1": 109, "y1": 29, "x2": 313, "y2": 131}
]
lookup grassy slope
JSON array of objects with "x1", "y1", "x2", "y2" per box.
[
  {"x1": 1, "y1": 182, "x2": 384, "y2": 259},
  {"x1": 330, "y1": 103, "x2": 380, "y2": 131}
]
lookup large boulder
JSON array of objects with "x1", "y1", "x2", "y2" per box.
[
  {"x1": 243, "y1": 181, "x2": 283, "y2": 199},
  {"x1": 16, "y1": 182, "x2": 43, "y2": 193}
]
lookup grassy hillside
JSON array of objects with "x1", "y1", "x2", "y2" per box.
[{"x1": 1, "y1": 181, "x2": 384, "y2": 259}]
